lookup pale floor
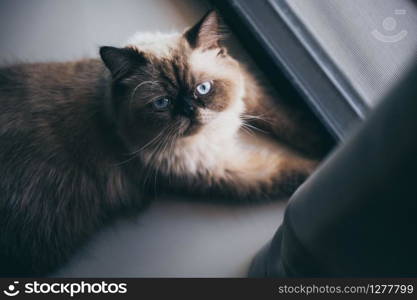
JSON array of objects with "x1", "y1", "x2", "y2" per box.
[{"x1": 57, "y1": 198, "x2": 286, "y2": 277}]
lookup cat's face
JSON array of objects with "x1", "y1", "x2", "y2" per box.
[{"x1": 100, "y1": 11, "x2": 245, "y2": 155}]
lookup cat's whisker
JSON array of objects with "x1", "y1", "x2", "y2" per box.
[
  {"x1": 240, "y1": 113, "x2": 272, "y2": 125},
  {"x1": 113, "y1": 126, "x2": 168, "y2": 167},
  {"x1": 241, "y1": 121, "x2": 260, "y2": 137},
  {"x1": 130, "y1": 129, "x2": 166, "y2": 155},
  {"x1": 166, "y1": 127, "x2": 180, "y2": 186},
  {"x1": 240, "y1": 124, "x2": 255, "y2": 137},
  {"x1": 113, "y1": 141, "x2": 157, "y2": 167},
  {"x1": 128, "y1": 80, "x2": 160, "y2": 107},
  {"x1": 153, "y1": 126, "x2": 177, "y2": 193},
  {"x1": 113, "y1": 156, "x2": 134, "y2": 167},
  {"x1": 242, "y1": 122, "x2": 268, "y2": 134},
  {"x1": 142, "y1": 124, "x2": 177, "y2": 191}
]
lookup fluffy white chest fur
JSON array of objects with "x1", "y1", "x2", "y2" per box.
[{"x1": 140, "y1": 99, "x2": 245, "y2": 177}]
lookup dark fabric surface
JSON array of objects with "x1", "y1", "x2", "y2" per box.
[{"x1": 250, "y1": 65, "x2": 417, "y2": 276}]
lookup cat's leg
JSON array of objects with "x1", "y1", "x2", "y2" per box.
[
  {"x1": 214, "y1": 132, "x2": 318, "y2": 200},
  {"x1": 243, "y1": 84, "x2": 333, "y2": 158},
  {"x1": 171, "y1": 132, "x2": 318, "y2": 202}
]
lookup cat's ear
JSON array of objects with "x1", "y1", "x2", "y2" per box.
[
  {"x1": 184, "y1": 10, "x2": 223, "y2": 50},
  {"x1": 99, "y1": 46, "x2": 146, "y2": 79}
]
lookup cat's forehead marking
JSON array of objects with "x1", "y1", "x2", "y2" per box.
[
  {"x1": 126, "y1": 31, "x2": 194, "y2": 89},
  {"x1": 126, "y1": 32, "x2": 181, "y2": 58},
  {"x1": 125, "y1": 31, "x2": 239, "y2": 94},
  {"x1": 189, "y1": 49, "x2": 237, "y2": 81}
]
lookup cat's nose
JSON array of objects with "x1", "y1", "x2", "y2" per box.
[
  {"x1": 182, "y1": 97, "x2": 195, "y2": 117},
  {"x1": 183, "y1": 104, "x2": 195, "y2": 117}
]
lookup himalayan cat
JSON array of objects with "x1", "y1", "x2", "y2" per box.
[{"x1": 0, "y1": 11, "x2": 331, "y2": 276}]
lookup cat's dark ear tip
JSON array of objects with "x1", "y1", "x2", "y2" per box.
[
  {"x1": 205, "y1": 9, "x2": 219, "y2": 21},
  {"x1": 197, "y1": 9, "x2": 220, "y2": 30},
  {"x1": 99, "y1": 46, "x2": 147, "y2": 79},
  {"x1": 185, "y1": 9, "x2": 223, "y2": 49},
  {"x1": 99, "y1": 46, "x2": 118, "y2": 61},
  {"x1": 99, "y1": 46, "x2": 109, "y2": 54},
  {"x1": 99, "y1": 46, "x2": 129, "y2": 78}
]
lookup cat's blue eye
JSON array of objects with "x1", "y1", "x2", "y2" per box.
[
  {"x1": 195, "y1": 81, "x2": 212, "y2": 95},
  {"x1": 152, "y1": 97, "x2": 170, "y2": 111}
]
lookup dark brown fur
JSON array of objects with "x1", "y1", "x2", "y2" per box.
[{"x1": 0, "y1": 60, "x2": 148, "y2": 275}]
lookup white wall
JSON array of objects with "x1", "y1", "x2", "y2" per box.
[{"x1": 0, "y1": 0, "x2": 210, "y2": 63}]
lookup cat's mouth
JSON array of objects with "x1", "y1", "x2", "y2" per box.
[
  {"x1": 182, "y1": 111, "x2": 219, "y2": 137},
  {"x1": 176, "y1": 110, "x2": 222, "y2": 138},
  {"x1": 182, "y1": 119, "x2": 202, "y2": 136}
]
